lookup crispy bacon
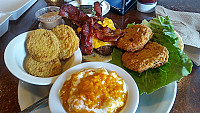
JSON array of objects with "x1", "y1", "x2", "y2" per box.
[
  {"x1": 59, "y1": 4, "x2": 90, "y2": 26},
  {"x1": 93, "y1": 22, "x2": 103, "y2": 30},
  {"x1": 59, "y1": 2, "x2": 124, "y2": 55},
  {"x1": 94, "y1": 2, "x2": 102, "y2": 17},
  {"x1": 94, "y1": 29, "x2": 125, "y2": 42},
  {"x1": 102, "y1": 26, "x2": 112, "y2": 33},
  {"x1": 80, "y1": 33, "x2": 93, "y2": 55}
]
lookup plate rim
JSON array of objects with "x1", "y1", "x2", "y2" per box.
[
  {"x1": 102, "y1": 1, "x2": 110, "y2": 16},
  {"x1": 136, "y1": 81, "x2": 177, "y2": 113}
]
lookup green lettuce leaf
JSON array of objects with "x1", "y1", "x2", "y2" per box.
[
  {"x1": 142, "y1": 16, "x2": 179, "y2": 47},
  {"x1": 127, "y1": 22, "x2": 135, "y2": 28},
  {"x1": 110, "y1": 16, "x2": 193, "y2": 95}
]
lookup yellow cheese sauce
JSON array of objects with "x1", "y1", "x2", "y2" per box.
[{"x1": 60, "y1": 68, "x2": 128, "y2": 113}]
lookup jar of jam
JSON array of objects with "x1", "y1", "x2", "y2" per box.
[{"x1": 137, "y1": 0, "x2": 157, "y2": 13}]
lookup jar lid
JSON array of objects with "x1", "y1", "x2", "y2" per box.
[{"x1": 137, "y1": 1, "x2": 157, "y2": 13}]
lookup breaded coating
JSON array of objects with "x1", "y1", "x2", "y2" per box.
[
  {"x1": 26, "y1": 29, "x2": 60, "y2": 62},
  {"x1": 122, "y1": 41, "x2": 169, "y2": 73},
  {"x1": 117, "y1": 24, "x2": 153, "y2": 52},
  {"x1": 52, "y1": 25, "x2": 79, "y2": 60},
  {"x1": 24, "y1": 55, "x2": 61, "y2": 77}
]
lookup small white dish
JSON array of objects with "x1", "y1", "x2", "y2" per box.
[
  {"x1": 35, "y1": 6, "x2": 63, "y2": 30},
  {"x1": 4, "y1": 31, "x2": 82, "y2": 85},
  {"x1": 0, "y1": 13, "x2": 11, "y2": 37},
  {"x1": 38, "y1": 19, "x2": 65, "y2": 29},
  {"x1": 102, "y1": 1, "x2": 110, "y2": 16},
  {"x1": 0, "y1": 0, "x2": 37, "y2": 20},
  {"x1": 137, "y1": 1, "x2": 157, "y2": 13},
  {"x1": 67, "y1": 0, "x2": 110, "y2": 16},
  {"x1": 49, "y1": 62, "x2": 139, "y2": 113}
]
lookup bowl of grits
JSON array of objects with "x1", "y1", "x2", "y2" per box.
[{"x1": 49, "y1": 62, "x2": 139, "y2": 113}]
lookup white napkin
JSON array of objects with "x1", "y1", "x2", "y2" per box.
[{"x1": 155, "y1": 5, "x2": 200, "y2": 66}]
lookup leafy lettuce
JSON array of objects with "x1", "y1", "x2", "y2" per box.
[{"x1": 110, "y1": 16, "x2": 193, "y2": 95}]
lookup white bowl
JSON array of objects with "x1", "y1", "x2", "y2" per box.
[
  {"x1": 49, "y1": 62, "x2": 139, "y2": 113},
  {"x1": 4, "y1": 31, "x2": 82, "y2": 85}
]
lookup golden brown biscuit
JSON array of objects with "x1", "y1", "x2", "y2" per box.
[
  {"x1": 52, "y1": 25, "x2": 79, "y2": 60},
  {"x1": 26, "y1": 29, "x2": 60, "y2": 62},
  {"x1": 122, "y1": 41, "x2": 169, "y2": 73},
  {"x1": 117, "y1": 24, "x2": 153, "y2": 52},
  {"x1": 24, "y1": 55, "x2": 61, "y2": 77}
]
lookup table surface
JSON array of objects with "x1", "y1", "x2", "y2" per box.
[{"x1": 0, "y1": 0, "x2": 200, "y2": 113}]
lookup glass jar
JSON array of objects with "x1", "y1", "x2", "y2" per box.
[
  {"x1": 35, "y1": 6, "x2": 62, "y2": 29},
  {"x1": 137, "y1": 0, "x2": 157, "y2": 13}
]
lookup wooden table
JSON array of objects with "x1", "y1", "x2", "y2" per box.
[{"x1": 0, "y1": 0, "x2": 199, "y2": 112}]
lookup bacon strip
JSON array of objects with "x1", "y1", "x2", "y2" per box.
[
  {"x1": 95, "y1": 29, "x2": 125, "y2": 42},
  {"x1": 59, "y1": 2, "x2": 125, "y2": 55},
  {"x1": 94, "y1": 2, "x2": 102, "y2": 17},
  {"x1": 93, "y1": 23, "x2": 125, "y2": 41},
  {"x1": 59, "y1": 4, "x2": 90, "y2": 26},
  {"x1": 81, "y1": 22, "x2": 93, "y2": 54},
  {"x1": 80, "y1": 33, "x2": 93, "y2": 55}
]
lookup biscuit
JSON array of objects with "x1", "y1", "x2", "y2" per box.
[
  {"x1": 117, "y1": 24, "x2": 153, "y2": 52},
  {"x1": 52, "y1": 25, "x2": 79, "y2": 60},
  {"x1": 122, "y1": 41, "x2": 169, "y2": 73},
  {"x1": 26, "y1": 29, "x2": 60, "y2": 62},
  {"x1": 24, "y1": 55, "x2": 61, "y2": 77}
]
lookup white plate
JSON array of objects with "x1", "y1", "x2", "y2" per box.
[
  {"x1": 67, "y1": 0, "x2": 110, "y2": 16},
  {"x1": 136, "y1": 82, "x2": 177, "y2": 113},
  {"x1": 0, "y1": 0, "x2": 37, "y2": 20},
  {"x1": 0, "y1": 13, "x2": 11, "y2": 37},
  {"x1": 102, "y1": 1, "x2": 110, "y2": 16},
  {"x1": 4, "y1": 31, "x2": 82, "y2": 85},
  {"x1": 18, "y1": 75, "x2": 176, "y2": 113},
  {"x1": 49, "y1": 62, "x2": 139, "y2": 113}
]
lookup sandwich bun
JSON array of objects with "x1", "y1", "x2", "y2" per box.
[{"x1": 82, "y1": 51, "x2": 112, "y2": 62}]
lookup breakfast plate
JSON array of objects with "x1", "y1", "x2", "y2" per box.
[
  {"x1": 18, "y1": 76, "x2": 176, "y2": 113},
  {"x1": 4, "y1": 31, "x2": 82, "y2": 85}
]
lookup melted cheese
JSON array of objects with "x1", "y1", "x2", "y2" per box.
[
  {"x1": 93, "y1": 18, "x2": 116, "y2": 49},
  {"x1": 97, "y1": 18, "x2": 116, "y2": 30},
  {"x1": 92, "y1": 37, "x2": 115, "y2": 49}
]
